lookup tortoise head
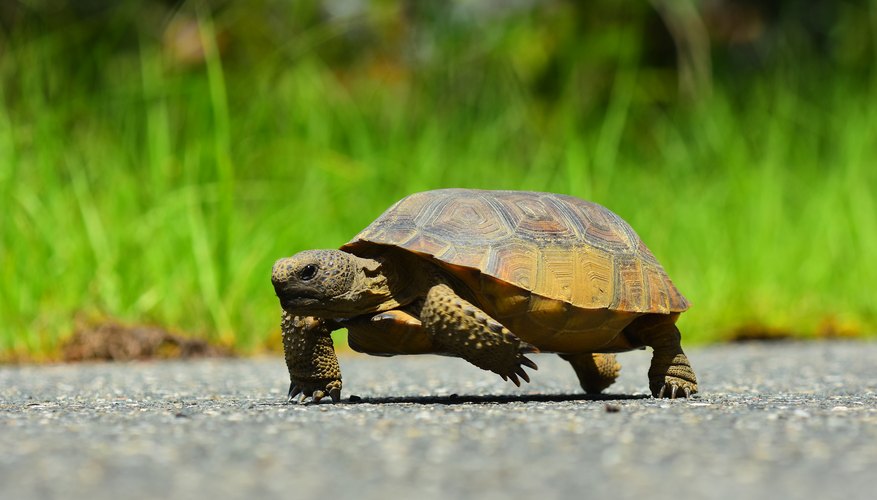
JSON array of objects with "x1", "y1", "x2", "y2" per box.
[{"x1": 271, "y1": 249, "x2": 393, "y2": 318}]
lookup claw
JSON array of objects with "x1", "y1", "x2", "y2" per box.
[
  {"x1": 329, "y1": 387, "x2": 341, "y2": 403},
  {"x1": 683, "y1": 387, "x2": 692, "y2": 398},
  {"x1": 515, "y1": 367, "x2": 530, "y2": 384},
  {"x1": 657, "y1": 385, "x2": 666, "y2": 399},
  {"x1": 670, "y1": 384, "x2": 679, "y2": 399},
  {"x1": 508, "y1": 373, "x2": 521, "y2": 387},
  {"x1": 500, "y1": 374, "x2": 508, "y2": 382},
  {"x1": 371, "y1": 312, "x2": 396, "y2": 322},
  {"x1": 288, "y1": 384, "x2": 302, "y2": 402},
  {"x1": 371, "y1": 311, "x2": 422, "y2": 326},
  {"x1": 520, "y1": 356, "x2": 538, "y2": 370}
]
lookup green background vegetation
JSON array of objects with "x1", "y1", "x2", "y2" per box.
[{"x1": 1, "y1": 1, "x2": 876, "y2": 359}]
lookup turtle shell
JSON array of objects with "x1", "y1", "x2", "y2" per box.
[{"x1": 341, "y1": 189, "x2": 688, "y2": 315}]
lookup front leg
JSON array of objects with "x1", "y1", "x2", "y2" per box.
[
  {"x1": 281, "y1": 311, "x2": 342, "y2": 403},
  {"x1": 420, "y1": 284, "x2": 538, "y2": 386}
]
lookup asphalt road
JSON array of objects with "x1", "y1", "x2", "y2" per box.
[{"x1": 2, "y1": 341, "x2": 875, "y2": 500}]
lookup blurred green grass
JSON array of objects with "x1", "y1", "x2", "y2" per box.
[{"x1": 1, "y1": 2, "x2": 875, "y2": 359}]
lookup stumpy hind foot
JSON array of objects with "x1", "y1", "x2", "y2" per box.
[
  {"x1": 649, "y1": 353, "x2": 697, "y2": 399},
  {"x1": 561, "y1": 353, "x2": 621, "y2": 394},
  {"x1": 624, "y1": 316, "x2": 698, "y2": 399}
]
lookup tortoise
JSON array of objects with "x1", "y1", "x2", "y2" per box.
[{"x1": 272, "y1": 189, "x2": 698, "y2": 403}]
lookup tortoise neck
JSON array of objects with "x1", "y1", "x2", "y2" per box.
[
  {"x1": 345, "y1": 247, "x2": 478, "y2": 317},
  {"x1": 337, "y1": 254, "x2": 402, "y2": 315}
]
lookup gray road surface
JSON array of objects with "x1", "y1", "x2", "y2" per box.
[{"x1": 2, "y1": 341, "x2": 876, "y2": 500}]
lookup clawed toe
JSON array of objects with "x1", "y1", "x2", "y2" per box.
[
  {"x1": 514, "y1": 366, "x2": 530, "y2": 383},
  {"x1": 288, "y1": 383, "x2": 302, "y2": 402},
  {"x1": 329, "y1": 387, "x2": 341, "y2": 402},
  {"x1": 648, "y1": 351, "x2": 698, "y2": 399},
  {"x1": 498, "y1": 350, "x2": 538, "y2": 386},
  {"x1": 654, "y1": 381, "x2": 696, "y2": 399},
  {"x1": 287, "y1": 381, "x2": 343, "y2": 404},
  {"x1": 293, "y1": 390, "x2": 326, "y2": 404}
]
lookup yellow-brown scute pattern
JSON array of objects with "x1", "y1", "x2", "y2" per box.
[{"x1": 343, "y1": 189, "x2": 688, "y2": 314}]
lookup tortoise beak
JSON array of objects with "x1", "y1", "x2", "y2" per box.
[{"x1": 273, "y1": 282, "x2": 319, "y2": 312}]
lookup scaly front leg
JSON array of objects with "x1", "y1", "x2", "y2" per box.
[
  {"x1": 420, "y1": 284, "x2": 538, "y2": 386},
  {"x1": 281, "y1": 312, "x2": 342, "y2": 403}
]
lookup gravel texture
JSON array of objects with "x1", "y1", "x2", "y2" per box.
[{"x1": 1, "y1": 341, "x2": 875, "y2": 500}]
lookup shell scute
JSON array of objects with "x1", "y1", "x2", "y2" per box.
[
  {"x1": 534, "y1": 248, "x2": 576, "y2": 303},
  {"x1": 417, "y1": 195, "x2": 514, "y2": 244},
  {"x1": 504, "y1": 194, "x2": 578, "y2": 241},
  {"x1": 613, "y1": 255, "x2": 646, "y2": 311},
  {"x1": 572, "y1": 247, "x2": 614, "y2": 308},
  {"x1": 485, "y1": 241, "x2": 537, "y2": 290}
]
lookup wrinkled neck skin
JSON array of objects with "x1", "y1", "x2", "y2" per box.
[
  {"x1": 335, "y1": 255, "x2": 402, "y2": 316},
  {"x1": 338, "y1": 251, "x2": 428, "y2": 319}
]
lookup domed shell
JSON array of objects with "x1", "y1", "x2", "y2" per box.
[{"x1": 341, "y1": 189, "x2": 689, "y2": 314}]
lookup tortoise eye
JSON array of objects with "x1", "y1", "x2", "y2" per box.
[{"x1": 299, "y1": 264, "x2": 318, "y2": 281}]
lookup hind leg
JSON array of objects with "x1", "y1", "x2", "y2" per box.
[
  {"x1": 625, "y1": 314, "x2": 698, "y2": 398},
  {"x1": 560, "y1": 353, "x2": 621, "y2": 394}
]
